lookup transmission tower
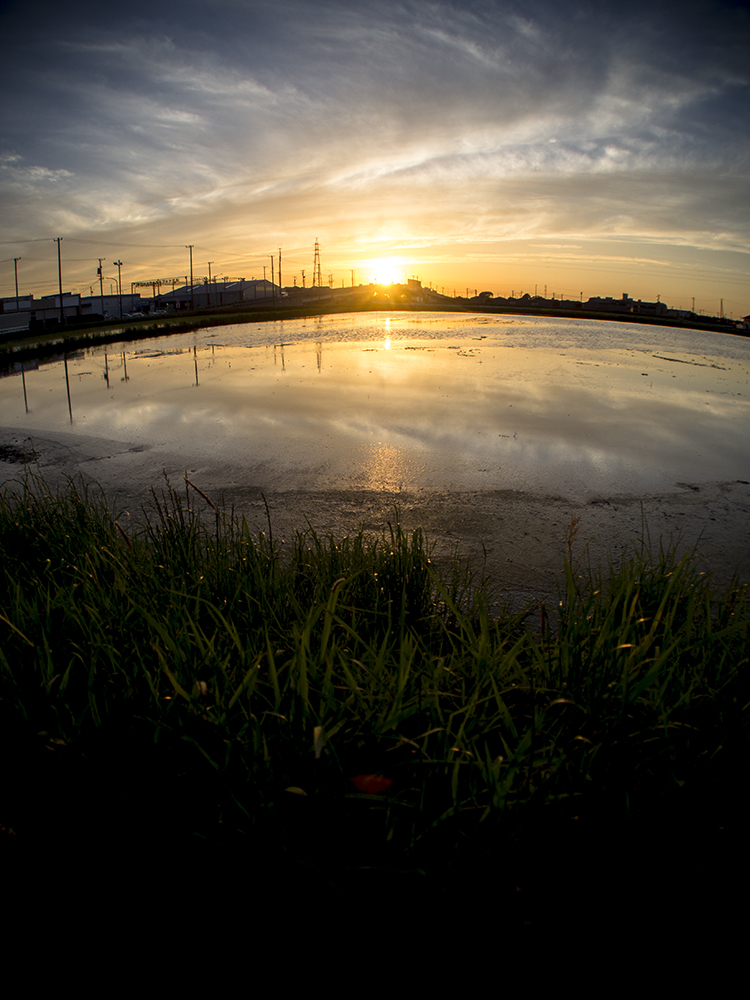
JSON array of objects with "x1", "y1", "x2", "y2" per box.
[{"x1": 312, "y1": 239, "x2": 322, "y2": 288}]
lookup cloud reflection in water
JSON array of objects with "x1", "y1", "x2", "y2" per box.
[{"x1": 1, "y1": 316, "x2": 749, "y2": 498}]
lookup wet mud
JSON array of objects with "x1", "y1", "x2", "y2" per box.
[{"x1": 3, "y1": 425, "x2": 749, "y2": 606}]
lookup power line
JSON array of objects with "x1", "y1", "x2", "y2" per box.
[
  {"x1": 0, "y1": 255, "x2": 103, "y2": 262},
  {"x1": 0, "y1": 238, "x2": 54, "y2": 245},
  {"x1": 64, "y1": 238, "x2": 185, "y2": 248},
  {"x1": 192, "y1": 245, "x2": 264, "y2": 258}
]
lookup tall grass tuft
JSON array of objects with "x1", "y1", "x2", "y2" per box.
[{"x1": 1, "y1": 473, "x2": 748, "y2": 891}]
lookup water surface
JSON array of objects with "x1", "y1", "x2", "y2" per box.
[{"x1": 2, "y1": 312, "x2": 748, "y2": 499}]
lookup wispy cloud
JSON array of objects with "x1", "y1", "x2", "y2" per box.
[{"x1": 1, "y1": 0, "x2": 748, "y2": 309}]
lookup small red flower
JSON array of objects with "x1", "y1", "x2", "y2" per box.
[{"x1": 351, "y1": 774, "x2": 393, "y2": 794}]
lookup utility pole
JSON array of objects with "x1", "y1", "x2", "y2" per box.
[
  {"x1": 278, "y1": 248, "x2": 282, "y2": 296},
  {"x1": 270, "y1": 254, "x2": 275, "y2": 304},
  {"x1": 97, "y1": 258, "x2": 105, "y2": 317},
  {"x1": 207, "y1": 261, "x2": 213, "y2": 307},
  {"x1": 113, "y1": 260, "x2": 123, "y2": 318},
  {"x1": 186, "y1": 245, "x2": 194, "y2": 309},
  {"x1": 301, "y1": 270, "x2": 306, "y2": 288},
  {"x1": 13, "y1": 257, "x2": 20, "y2": 313},
  {"x1": 351, "y1": 269, "x2": 357, "y2": 287},
  {"x1": 692, "y1": 297, "x2": 695, "y2": 313},
  {"x1": 55, "y1": 237, "x2": 65, "y2": 326}
]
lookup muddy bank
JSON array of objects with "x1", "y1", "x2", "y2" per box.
[{"x1": 3, "y1": 426, "x2": 748, "y2": 606}]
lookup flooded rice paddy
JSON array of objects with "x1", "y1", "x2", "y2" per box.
[{"x1": 2, "y1": 311, "x2": 749, "y2": 598}]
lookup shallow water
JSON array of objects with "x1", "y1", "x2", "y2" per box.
[{"x1": 2, "y1": 312, "x2": 749, "y2": 499}]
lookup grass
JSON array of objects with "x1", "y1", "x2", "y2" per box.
[{"x1": 1, "y1": 473, "x2": 748, "y2": 916}]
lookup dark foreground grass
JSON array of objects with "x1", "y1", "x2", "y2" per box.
[{"x1": 1, "y1": 475, "x2": 749, "y2": 924}]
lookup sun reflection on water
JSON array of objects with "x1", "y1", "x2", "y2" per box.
[
  {"x1": 359, "y1": 442, "x2": 425, "y2": 491},
  {"x1": 1, "y1": 314, "x2": 749, "y2": 499}
]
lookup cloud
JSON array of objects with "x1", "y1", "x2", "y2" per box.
[
  {"x1": 0, "y1": 0, "x2": 748, "y2": 308},
  {"x1": 0, "y1": 157, "x2": 73, "y2": 186}
]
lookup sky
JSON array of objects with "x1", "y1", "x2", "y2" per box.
[{"x1": 1, "y1": 0, "x2": 749, "y2": 317}]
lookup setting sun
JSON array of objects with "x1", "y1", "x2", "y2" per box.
[
  {"x1": 1, "y1": 2, "x2": 747, "y2": 317},
  {"x1": 366, "y1": 258, "x2": 407, "y2": 285}
]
